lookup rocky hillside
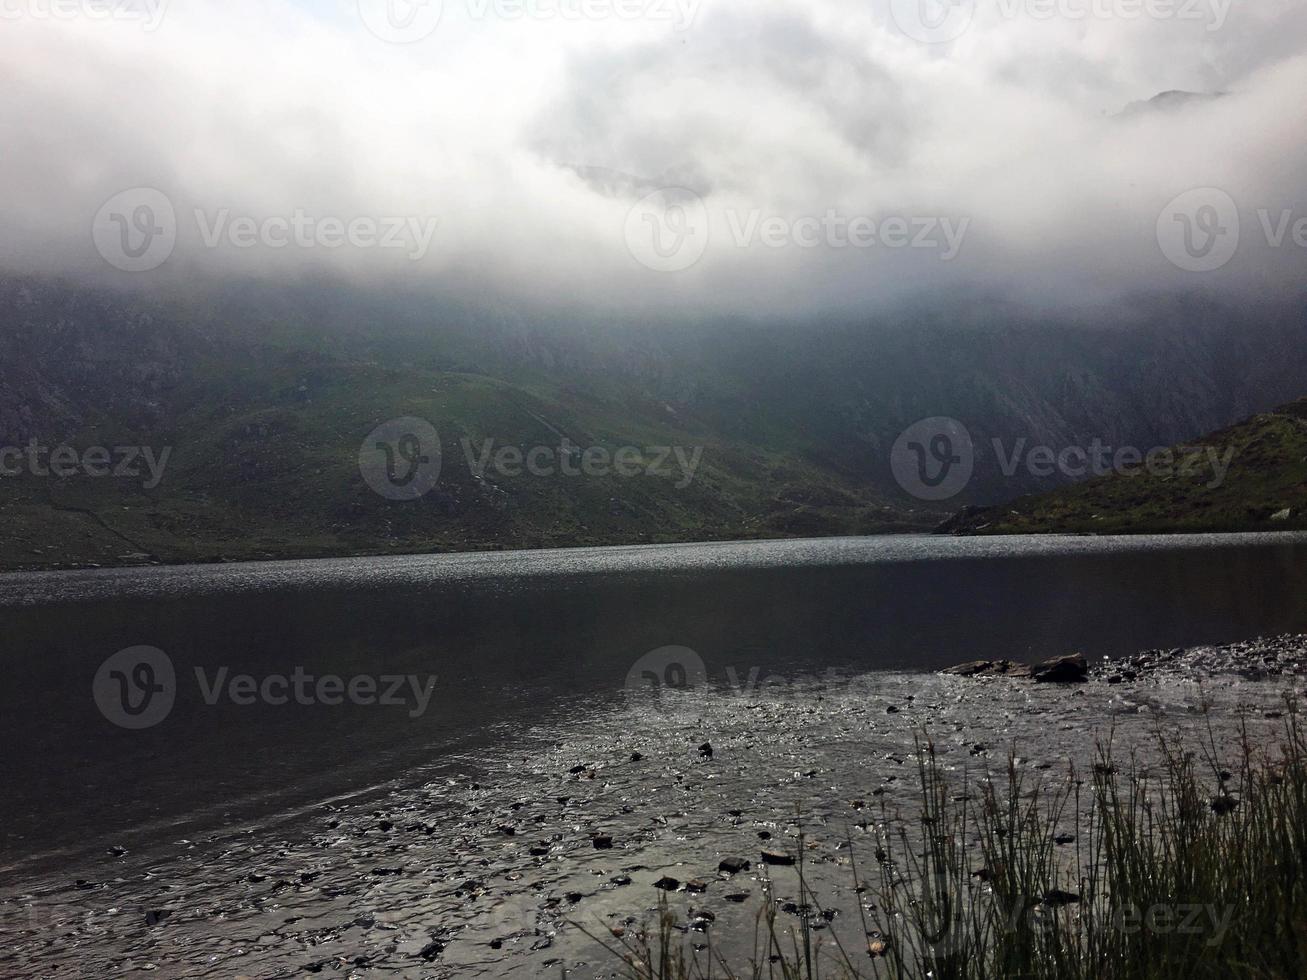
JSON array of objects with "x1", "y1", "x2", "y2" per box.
[
  {"x1": 940, "y1": 399, "x2": 1307, "y2": 535},
  {"x1": 1, "y1": 274, "x2": 1306, "y2": 569}
]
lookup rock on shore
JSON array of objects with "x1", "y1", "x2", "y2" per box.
[
  {"x1": 1092, "y1": 634, "x2": 1307, "y2": 681},
  {"x1": 942, "y1": 653, "x2": 1087, "y2": 683},
  {"x1": 943, "y1": 636, "x2": 1307, "y2": 685}
]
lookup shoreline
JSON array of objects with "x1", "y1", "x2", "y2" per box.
[
  {"x1": 7, "y1": 521, "x2": 1307, "y2": 576},
  {"x1": 4, "y1": 633, "x2": 1306, "y2": 977}
]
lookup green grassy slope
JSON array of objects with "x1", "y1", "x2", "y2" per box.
[
  {"x1": 0, "y1": 350, "x2": 920, "y2": 571},
  {"x1": 941, "y1": 398, "x2": 1307, "y2": 535},
  {"x1": 5, "y1": 276, "x2": 1307, "y2": 569}
]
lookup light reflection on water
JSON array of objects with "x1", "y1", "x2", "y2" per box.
[{"x1": 2, "y1": 532, "x2": 1306, "y2": 867}]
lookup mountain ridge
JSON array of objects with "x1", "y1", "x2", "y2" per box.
[{"x1": 1, "y1": 274, "x2": 1305, "y2": 569}]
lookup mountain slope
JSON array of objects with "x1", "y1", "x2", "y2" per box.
[
  {"x1": 940, "y1": 399, "x2": 1307, "y2": 535},
  {"x1": 1, "y1": 274, "x2": 1306, "y2": 569}
]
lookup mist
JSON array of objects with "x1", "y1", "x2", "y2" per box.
[{"x1": 2, "y1": 0, "x2": 1306, "y2": 317}]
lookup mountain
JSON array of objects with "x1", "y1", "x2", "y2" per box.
[
  {"x1": 0, "y1": 274, "x2": 1305, "y2": 569},
  {"x1": 940, "y1": 398, "x2": 1307, "y2": 535},
  {"x1": 1117, "y1": 90, "x2": 1226, "y2": 117}
]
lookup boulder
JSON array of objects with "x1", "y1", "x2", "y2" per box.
[
  {"x1": 1029, "y1": 653, "x2": 1088, "y2": 684},
  {"x1": 940, "y1": 660, "x2": 1027, "y2": 678},
  {"x1": 942, "y1": 654, "x2": 1085, "y2": 682}
]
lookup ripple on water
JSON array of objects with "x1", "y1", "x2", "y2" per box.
[{"x1": 3, "y1": 652, "x2": 1304, "y2": 979}]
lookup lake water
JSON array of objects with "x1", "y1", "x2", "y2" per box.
[{"x1": 4, "y1": 532, "x2": 1307, "y2": 875}]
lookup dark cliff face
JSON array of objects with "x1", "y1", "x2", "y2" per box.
[{"x1": 0, "y1": 279, "x2": 201, "y2": 444}]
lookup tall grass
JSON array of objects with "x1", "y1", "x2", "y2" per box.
[{"x1": 581, "y1": 704, "x2": 1307, "y2": 979}]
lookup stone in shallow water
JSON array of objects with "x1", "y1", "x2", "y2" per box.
[
  {"x1": 1211, "y1": 795, "x2": 1240, "y2": 816},
  {"x1": 690, "y1": 910, "x2": 715, "y2": 931},
  {"x1": 761, "y1": 849, "x2": 795, "y2": 866},
  {"x1": 1042, "y1": 889, "x2": 1081, "y2": 907}
]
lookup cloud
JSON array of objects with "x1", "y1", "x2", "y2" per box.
[{"x1": 1, "y1": 0, "x2": 1305, "y2": 316}]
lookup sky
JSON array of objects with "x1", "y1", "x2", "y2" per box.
[{"x1": 1, "y1": 0, "x2": 1305, "y2": 316}]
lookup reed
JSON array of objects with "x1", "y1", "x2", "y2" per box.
[{"x1": 580, "y1": 702, "x2": 1307, "y2": 979}]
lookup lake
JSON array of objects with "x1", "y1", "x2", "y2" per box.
[{"x1": 4, "y1": 532, "x2": 1307, "y2": 875}]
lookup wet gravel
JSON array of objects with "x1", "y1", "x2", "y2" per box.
[
  {"x1": 3, "y1": 635, "x2": 1306, "y2": 979},
  {"x1": 1094, "y1": 633, "x2": 1307, "y2": 682}
]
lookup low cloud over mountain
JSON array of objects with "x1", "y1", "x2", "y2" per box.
[{"x1": 1, "y1": 0, "x2": 1306, "y2": 316}]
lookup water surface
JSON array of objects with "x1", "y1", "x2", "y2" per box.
[{"x1": 4, "y1": 532, "x2": 1307, "y2": 871}]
